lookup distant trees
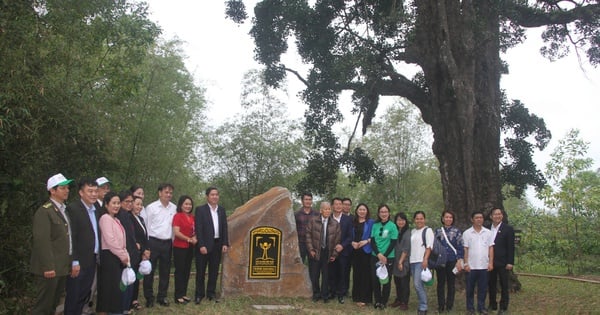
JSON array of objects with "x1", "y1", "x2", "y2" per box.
[
  {"x1": 537, "y1": 129, "x2": 600, "y2": 274},
  {"x1": 0, "y1": 1, "x2": 204, "y2": 309},
  {"x1": 356, "y1": 100, "x2": 443, "y2": 216},
  {"x1": 197, "y1": 70, "x2": 305, "y2": 208},
  {"x1": 509, "y1": 130, "x2": 599, "y2": 275}
]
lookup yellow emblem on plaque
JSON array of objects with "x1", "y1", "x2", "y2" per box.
[{"x1": 248, "y1": 226, "x2": 281, "y2": 279}]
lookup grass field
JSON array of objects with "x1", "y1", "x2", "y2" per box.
[{"x1": 134, "y1": 274, "x2": 600, "y2": 315}]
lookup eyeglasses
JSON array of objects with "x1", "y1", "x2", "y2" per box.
[{"x1": 123, "y1": 199, "x2": 133, "y2": 204}]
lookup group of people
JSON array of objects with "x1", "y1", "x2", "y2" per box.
[
  {"x1": 31, "y1": 173, "x2": 229, "y2": 315},
  {"x1": 295, "y1": 193, "x2": 515, "y2": 315},
  {"x1": 32, "y1": 173, "x2": 514, "y2": 315}
]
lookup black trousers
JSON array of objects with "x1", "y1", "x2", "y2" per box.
[
  {"x1": 144, "y1": 237, "x2": 172, "y2": 302},
  {"x1": 489, "y1": 266, "x2": 510, "y2": 310},
  {"x1": 298, "y1": 241, "x2": 309, "y2": 263},
  {"x1": 195, "y1": 239, "x2": 223, "y2": 299},
  {"x1": 371, "y1": 256, "x2": 392, "y2": 305},
  {"x1": 329, "y1": 254, "x2": 350, "y2": 297},
  {"x1": 436, "y1": 260, "x2": 457, "y2": 310},
  {"x1": 173, "y1": 246, "x2": 194, "y2": 299},
  {"x1": 64, "y1": 262, "x2": 96, "y2": 315},
  {"x1": 393, "y1": 273, "x2": 410, "y2": 304},
  {"x1": 308, "y1": 247, "x2": 331, "y2": 299}
]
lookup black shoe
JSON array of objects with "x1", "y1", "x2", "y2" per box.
[
  {"x1": 338, "y1": 296, "x2": 345, "y2": 304},
  {"x1": 489, "y1": 304, "x2": 498, "y2": 311},
  {"x1": 207, "y1": 296, "x2": 220, "y2": 303},
  {"x1": 312, "y1": 296, "x2": 319, "y2": 302},
  {"x1": 323, "y1": 298, "x2": 329, "y2": 303},
  {"x1": 374, "y1": 302, "x2": 382, "y2": 309},
  {"x1": 194, "y1": 297, "x2": 202, "y2": 305},
  {"x1": 157, "y1": 299, "x2": 169, "y2": 306},
  {"x1": 145, "y1": 300, "x2": 154, "y2": 308}
]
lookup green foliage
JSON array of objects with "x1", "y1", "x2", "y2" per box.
[
  {"x1": 197, "y1": 70, "x2": 305, "y2": 209},
  {"x1": 500, "y1": 98, "x2": 552, "y2": 197},
  {"x1": 347, "y1": 100, "x2": 444, "y2": 220},
  {"x1": 533, "y1": 129, "x2": 600, "y2": 274},
  {"x1": 228, "y1": 0, "x2": 599, "y2": 223},
  {"x1": 0, "y1": 0, "x2": 205, "y2": 309}
]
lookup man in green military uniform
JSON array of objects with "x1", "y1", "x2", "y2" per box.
[{"x1": 30, "y1": 173, "x2": 73, "y2": 315}]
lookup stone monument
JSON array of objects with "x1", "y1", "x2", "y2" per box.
[{"x1": 221, "y1": 187, "x2": 312, "y2": 297}]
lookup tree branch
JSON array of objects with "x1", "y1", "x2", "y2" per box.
[
  {"x1": 282, "y1": 66, "x2": 309, "y2": 87},
  {"x1": 504, "y1": 1, "x2": 600, "y2": 27}
]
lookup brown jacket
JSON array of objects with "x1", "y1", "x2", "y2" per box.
[{"x1": 305, "y1": 216, "x2": 341, "y2": 261}]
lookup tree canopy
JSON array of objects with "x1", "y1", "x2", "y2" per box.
[{"x1": 226, "y1": 0, "x2": 599, "y2": 227}]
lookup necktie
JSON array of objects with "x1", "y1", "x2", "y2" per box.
[{"x1": 321, "y1": 219, "x2": 327, "y2": 249}]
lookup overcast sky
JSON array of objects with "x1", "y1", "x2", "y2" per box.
[{"x1": 144, "y1": 1, "x2": 600, "y2": 191}]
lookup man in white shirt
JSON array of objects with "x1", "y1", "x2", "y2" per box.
[
  {"x1": 143, "y1": 183, "x2": 176, "y2": 307},
  {"x1": 463, "y1": 211, "x2": 494, "y2": 315}
]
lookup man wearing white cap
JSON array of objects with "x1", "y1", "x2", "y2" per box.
[
  {"x1": 95, "y1": 176, "x2": 110, "y2": 208},
  {"x1": 31, "y1": 173, "x2": 73, "y2": 315}
]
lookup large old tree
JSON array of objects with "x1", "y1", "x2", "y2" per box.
[{"x1": 226, "y1": 0, "x2": 599, "y2": 226}]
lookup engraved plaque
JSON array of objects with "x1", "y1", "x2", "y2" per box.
[{"x1": 248, "y1": 226, "x2": 281, "y2": 279}]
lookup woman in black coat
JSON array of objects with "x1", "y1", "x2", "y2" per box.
[{"x1": 130, "y1": 195, "x2": 150, "y2": 311}]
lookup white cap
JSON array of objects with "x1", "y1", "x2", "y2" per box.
[
  {"x1": 47, "y1": 173, "x2": 73, "y2": 191},
  {"x1": 96, "y1": 176, "x2": 110, "y2": 187},
  {"x1": 421, "y1": 268, "x2": 433, "y2": 282},
  {"x1": 376, "y1": 262, "x2": 389, "y2": 284},
  {"x1": 139, "y1": 260, "x2": 152, "y2": 275},
  {"x1": 121, "y1": 267, "x2": 136, "y2": 286}
]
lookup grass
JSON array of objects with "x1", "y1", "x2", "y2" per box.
[{"x1": 136, "y1": 274, "x2": 600, "y2": 315}]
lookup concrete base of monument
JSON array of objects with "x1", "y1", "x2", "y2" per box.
[{"x1": 221, "y1": 187, "x2": 312, "y2": 298}]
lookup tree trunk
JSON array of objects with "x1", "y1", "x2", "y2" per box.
[{"x1": 413, "y1": 1, "x2": 503, "y2": 228}]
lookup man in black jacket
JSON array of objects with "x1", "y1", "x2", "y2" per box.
[
  {"x1": 194, "y1": 187, "x2": 229, "y2": 304},
  {"x1": 488, "y1": 208, "x2": 515, "y2": 314},
  {"x1": 64, "y1": 178, "x2": 100, "y2": 315}
]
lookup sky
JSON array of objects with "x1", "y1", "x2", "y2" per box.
[{"x1": 144, "y1": 1, "x2": 600, "y2": 201}]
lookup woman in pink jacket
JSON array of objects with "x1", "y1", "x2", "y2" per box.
[{"x1": 97, "y1": 191, "x2": 130, "y2": 315}]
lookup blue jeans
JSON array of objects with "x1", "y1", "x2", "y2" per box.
[
  {"x1": 410, "y1": 263, "x2": 428, "y2": 311},
  {"x1": 466, "y1": 269, "x2": 488, "y2": 312}
]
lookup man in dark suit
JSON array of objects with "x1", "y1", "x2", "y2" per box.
[
  {"x1": 31, "y1": 173, "x2": 73, "y2": 315},
  {"x1": 329, "y1": 197, "x2": 353, "y2": 304},
  {"x1": 64, "y1": 178, "x2": 100, "y2": 315},
  {"x1": 488, "y1": 208, "x2": 515, "y2": 314},
  {"x1": 194, "y1": 186, "x2": 229, "y2": 304}
]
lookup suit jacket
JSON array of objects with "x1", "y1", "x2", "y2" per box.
[
  {"x1": 334, "y1": 213, "x2": 353, "y2": 256},
  {"x1": 305, "y1": 216, "x2": 341, "y2": 261},
  {"x1": 491, "y1": 222, "x2": 515, "y2": 267},
  {"x1": 195, "y1": 204, "x2": 229, "y2": 253},
  {"x1": 30, "y1": 200, "x2": 71, "y2": 276},
  {"x1": 116, "y1": 209, "x2": 140, "y2": 268},
  {"x1": 131, "y1": 213, "x2": 149, "y2": 254},
  {"x1": 66, "y1": 200, "x2": 100, "y2": 270}
]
